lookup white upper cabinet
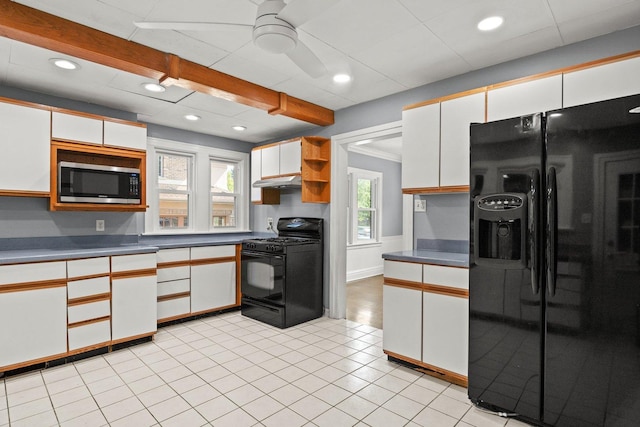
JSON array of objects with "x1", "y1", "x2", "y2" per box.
[
  {"x1": 487, "y1": 75, "x2": 563, "y2": 121},
  {"x1": 104, "y1": 120, "x2": 147, "y2": 151},
  {"x1": 440, "y1": 92, "x2": 485, "y2": 188},
  {"x1": 563, "y1": 56, "x2": 640, "y2": 107},
  {"x1": 250, "y1": 149, "x2": 262, "y2": 202},
  {"x1": 279, "y1": 139, "x2": 301, "y2": 175},
  {"x1": 0, "y1": 100, "x2": 51, "y2": 194},
  {"x1": 402, "y1": 102, "x2": 440, "y2": 189},
  {"x1": 261, "y1": 144, "x2": 280, "y2": 178},
  {"x1": 52, "y1": 111, "x2": 103, "y2": 145}
]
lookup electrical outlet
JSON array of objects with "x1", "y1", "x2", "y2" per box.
[
  {"x1": 414, "y1": 199, "x2": 426, "y2": 212},
  {"x1": 267, "y1": 217, "x2": 274, "y2": 229},
  {"x1": 96, "y1": 219, "x2": 105, "y2": 231}
]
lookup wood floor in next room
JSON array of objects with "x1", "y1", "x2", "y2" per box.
[{"x1": 346, "y1": 275, "x2": 383, "y2": 330}]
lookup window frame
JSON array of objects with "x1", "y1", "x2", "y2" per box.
[
  {"x1": 145, "y1": 137, "x2": 250, "y2": 234},
  {"x1": 347, "y1": 167, "x2": 383, "y2": 246},
  {"x1": 209, "y1": 157, "x2": 241, "y2": 230}
]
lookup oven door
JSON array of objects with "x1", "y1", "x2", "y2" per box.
[{"x1": 241, "y1": 250, "x2": 285, "y2": 305}]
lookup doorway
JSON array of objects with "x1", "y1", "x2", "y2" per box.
[{"x1": 329, "y1": 121, "x2": 410, "y2": 322}]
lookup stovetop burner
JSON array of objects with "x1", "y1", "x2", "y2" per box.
[{"x1": 242, "y1": 217, "x2": 323, "y2": 254}]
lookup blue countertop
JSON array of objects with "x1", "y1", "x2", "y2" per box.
[
  {"x1": 382, "y1": 250, "x2": 469, "y2": 268},
  {"x1": 0, "y1": 233, "x2": 267, "y2": 265}
]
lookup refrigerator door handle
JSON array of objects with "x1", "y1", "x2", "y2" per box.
[
  {"x1": 530, "y1": 169, "x2": 540, "y2": 294},
  {"x1": 546, "y1": 167, "x2": 557, "y2": 296}
]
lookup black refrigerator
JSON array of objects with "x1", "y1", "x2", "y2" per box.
[{"x1": 468, "y1": 93, "x2": 640, "y2": 427}]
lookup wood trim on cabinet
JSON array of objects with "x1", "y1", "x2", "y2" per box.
[
  {"x1": 110, "y1": 332, "x2": 155, "y2": 346},
  {"x1": 0, "y1": 189, "x2": 49, "y2": 198},
  {"x1": 190, "y1": 302, "x2": 240, "y2": 317},
  {"x1": 67, "y1": 272, "x2": 110, "y2": 282},
  {"x1": 236, "y1": 244, "x2": 242, "y2": 306},
  {"x1": 66, "y1": 341, "x2": 111, "y2": 357},
  {"x1": 261, "y1": 172, "x2": 301, "y2": 179},
  {"x1": 403, "y1": 87, "x2": 487, "y2": 111},
  {"x1": 0, "y1": 351, "x2": 70, "y2": 373},
  {"x1": 0, "y1": 95, "x2": 52, "y2": 111},
  {"x1": 157, "y1": 260, "x2": 192, "y2": 269},
  {"x1": 422, "y1": 283, "x2": 469, "y2": 299},
  {"x1": 384, "y1": 350, "x2": 468, "y2": 387},
  {"x1": 110, "y1": 268, "x2": 157, "y2": 280},
  {"x1": 383, "y1": 277, "x2": 423, "y2": 291},
  {"x1": 68, "y1": 293, "x2": 111, "y2": 306},
  {"x1": 402, "y1": 186, "x2": 470, "y2": 195},
  {"x1": 0, "y1": 279, "x2": 66, "y2": 294},
  {"x1": 157, "y1": 292, "x2": 190, "y2": 303},
  {"x1": 68, "y1": 315, "x2": 110, "y2": 329},
  {"x1": 190, "y1": 256, "x2": 236, "y2": 267}
]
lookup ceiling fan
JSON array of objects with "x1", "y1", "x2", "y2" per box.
[{"x1": 134, "y1": 0, "x2": 340, "y2": 78}]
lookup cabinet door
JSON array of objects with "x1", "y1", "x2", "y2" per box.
[
  {"x1": 0, "y1": 286, "x2": 67, "y2": 368},
  {"x1": 112, "y1": 274, "x2": 157, "y2": 341},
  {"x1": 191, "y1": 261, "x2": 236, "y2": 313},
  {"x1": 422, "y1": 292, "x2": 468, "y2": 376},
  {"x1": 382, "y1": 284, "x2": 422, "y2": 361},
  {"x1": 402, "y1": 103, "x2": 440, "y2": 189},
  {"x1": 487, "y1": 75, "x2": 563, "y2": 122},
  {"x1": 52, "y1": 111, "x2": 103, "y2": 145},
  {"x1": 261, "y1": 145, "x2": 280, "y2": 177},
  {"x1": 563, "y1": 56, "x2": 640, "y2": 107},
  {"x1": 251, "y1": 149, "x2": 263, "y2": 202},
  {"x1": 279, "y1": 140, "x2": 301, "y2": 175},
  {"x1": 104, "y1": 120, "x2": 147, "y2": 151},
  {"x1": 440, "y1": 92, "x2": 485, "y2": 187},
  {"x1": 0, "y1": 101, "x2": 51, "y2": 193}
]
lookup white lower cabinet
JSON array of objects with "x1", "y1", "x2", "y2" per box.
[
  {"x1": 382, "y1": 285, "x2": 422, "y2": 361},
  {"x1": 422, "y1": 292, "x2": 469, "y2": 376},
  {"x1": 111, "y1": 253, "x2": 157, "y2": 341},
  {"x1": 0, "y1": 261, "x2": 67, "y2": 369},
  {"x1": 383, "y1": 259, "x2": 470, "y2": 383},
  {"x1": 191, "y1": 261, "x2": 236, "y2": 313},
  {"x1": 190, "y1": 245, "x2": 237, "y2": 314}
]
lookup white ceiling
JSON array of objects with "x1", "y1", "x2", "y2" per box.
[{"x1": 2, "y1": 0, "x2": 640, "y2": 145}]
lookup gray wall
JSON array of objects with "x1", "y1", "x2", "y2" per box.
[
  {"x1": 347, "y1": 152, "x2": 402, "y2": 237},
  {"x1": 412, "y1": 194, "x2": 469, "y2": 245}
]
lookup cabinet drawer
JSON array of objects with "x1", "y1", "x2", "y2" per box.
[
  {"x1": 383, "y1": 260, "x2": 422, "y2": 283},
  {"x1": 68, "y1": 299, "x2": 110, "y2": 324},
  {"x1": 158, "y1": 296, "x2": 190, "y2": 320},
  {"x1": 67, "y1": 257, "x2": 110, "y2": 278},
  {"x1": 67, "y1": 276, "x2": 110, "y2": 300},
  {"x1": 111, "y1": 253, "x2": 156, "y2": 272},
  {"x1": 191, "y1": 245, "x2": 236, "y2": 260},
  {"x1": 158, "y1": 279, "x2": 190, "y2": 297},
  {"x1": 157, "y1": 265, "x2": 190, "y2": 283},
  {"x1": 68, "y1": 320, "x2": 110, "y2": 351},
  {"x1": 0, "y1": 261, "x2": 67, "y2": 286},
  {"x1": 157, "y1": 248, "x2": 190, "y2": 264},
  {"x1": 422, "y1": 265, "x2": 468, "y2": 290}
]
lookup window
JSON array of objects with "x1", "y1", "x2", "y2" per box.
[
  {"x1": 348, "y1": 167, "x2": 382, "y2": 245},
  {"x1": 157, "y1": 152, "x2": 192, "y2": 230},
  {"x1": 211, "y1": 159, "x2": 238, "y2": 228},
  {"x1": 146, "y1": 138, "x2": 249, "y2": 234}
]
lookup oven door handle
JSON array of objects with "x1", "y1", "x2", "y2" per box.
[{"x1": 241, "y1": 250, "x2": 284, "y2": 261}]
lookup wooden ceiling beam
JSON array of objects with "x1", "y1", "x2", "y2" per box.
[{"x1": 0, "y1": 0, "x2": 334, "y2": 127}]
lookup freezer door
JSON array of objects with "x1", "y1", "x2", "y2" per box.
[
  {"x1": 544, "y1": 93, "x2": 640, "y2": 426},
  {"x1": 469, "y1": 113, "x2": 544, "y2": 423}
]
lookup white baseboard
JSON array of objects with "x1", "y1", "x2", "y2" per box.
[{"x1": 347, "y1": 266, "x2": 384, "y2": 282}]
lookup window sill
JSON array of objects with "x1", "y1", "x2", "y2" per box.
[{"x1": 347, "y1": 241, "x2": 382, "y2": 249}]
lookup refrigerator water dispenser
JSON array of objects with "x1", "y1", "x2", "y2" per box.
[{"x1": 474, "y1": 193, "x2": 527, "y2": 269}]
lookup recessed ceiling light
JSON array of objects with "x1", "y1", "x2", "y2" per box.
[
  {"x1": 333, "y1": 73, "x2": 351, "y2": 84},
  {"x1": 477, "y1": 16, "x2": 504, "y2": 31},
  {"x1": 630, "y1": 106, "x2": 640, "y2": 113},
  {"x1": 142, "y1": 83, "x2": 166, "y2": 93},
  {"x1": 184, "y1": 114, "x2": 200, "y2": 121},
  {"x1": 50, "y1": 58, "x2": 79, "y2": 70},
  {"x1": 232, "y1": 125, "x2": 247, "y2": 131}
]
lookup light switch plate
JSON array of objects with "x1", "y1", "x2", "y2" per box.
[{"x1": 96, "y1": 219, "x2": 105, "y2": 231}]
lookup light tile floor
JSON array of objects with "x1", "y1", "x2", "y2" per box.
[{"x1": 0, "y1": 312, "x2": 532, "y2": 426}]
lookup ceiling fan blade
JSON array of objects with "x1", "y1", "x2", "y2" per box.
[
  {"x1": 134, "y1": 21, "x2": 253, "y2": 32},
  {"x1": 286, "y1": 40, "x2": 327, "y2": 78},
  {"x1": 277, "y1": 0, "x2": 340, "y2": 27}
]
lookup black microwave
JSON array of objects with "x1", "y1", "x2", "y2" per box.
[{"x1": 58, "y1": 161, "x2": 141, "y2": 204}]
